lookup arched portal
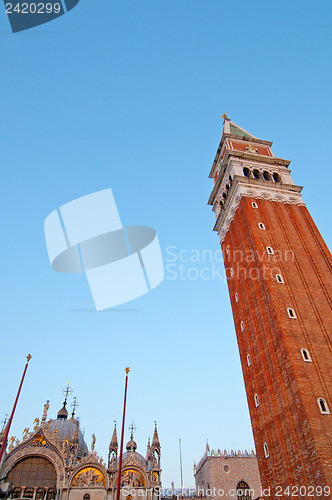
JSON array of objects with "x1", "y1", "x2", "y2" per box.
[
  {"x1": 7, "y1": 456, "x2": 57, "y2": 500},
  {"x1": 236, "y1": 481, "x2": 252, "y2": 500}
]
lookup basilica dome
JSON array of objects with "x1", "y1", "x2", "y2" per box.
[{"x1": 46, "y1": 417, "x2": 88, "y2": 459}]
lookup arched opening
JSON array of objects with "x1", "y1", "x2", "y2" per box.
[
  {"x1": 36, "y1": 488, "x2": 46, "y2": 500},
  {"x1": 273, "y1": 172, "x2": 281, "y2": 182},
  {"x1": 253, "y1": 169, "x2": 260, "y2": 179},
  {"x1": 24, "y1": 488, "x2": 34, "y2": 498},
  {"x1": 225, "y1": 184, "x2": 230, "y2": 190},
  {"x1": 243, "y1": 167, "x2": 251, "y2": 177},
  {"x1": 83, "y1": 495, "x2": 91, "y2": 500},
  {"x1": 7, "y1": 457, "x2": 57, "y2": 497},
  {"x1": 236, "y1": 481, "x2": 252, "y2": 499},
  {"x1": 263, "y1": 171, "x2": 271, "y2": 180},
  {"x1": 276, "y1": 274, "x2": 284, "y2": 283}
]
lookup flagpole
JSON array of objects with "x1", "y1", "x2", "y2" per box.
[
  {"x1": 116, "y1": 367, "x2": 130, "y2": 500},
  {"x1": 179, "y1": 439, "x2": 183, "y2": 500},
  {"x1": 0, "y1": 354, "x2": 32, "y2": 464}
]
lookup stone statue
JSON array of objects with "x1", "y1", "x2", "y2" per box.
[
  {"x1": 33, "y1": 418, "x2": 40, "y2": 431},
  {"x1": 8, "y1": 436, "x2": 16, "y2": 452},
  {"x1": 42, "y1": 400, "x2": 50, "y2": 422},
  {"x1": 171, "y1": 481, "x2": 175, "y2": 493},
  {"x1": 22, "y1": 428, "x2": 29, "y2": 441},
  {"x1": 91, "y1": 434, "x2": 96, "y2": 451}
]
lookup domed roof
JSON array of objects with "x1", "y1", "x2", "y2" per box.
[
  {"x1": 121, "y1": 450, "x2": 147, "y2": 465},
  {"x1": 126, "y1": 434, "x2": 137, "y2": 452},
  {"x1": 47, "y1": 418, "x2": 88, "y2": 458}
]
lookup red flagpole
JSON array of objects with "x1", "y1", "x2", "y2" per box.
[
  {"x1": 116, "y1": 367, "x2": 130, "y2": 500},
  {"x1": 0, "y1": 354, "x2": 32, "y2": 464}
]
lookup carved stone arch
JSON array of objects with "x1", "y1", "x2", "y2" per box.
[
  {"x1": 115, "y1": 467, "x2": 149, "y2": 488},
  {"x1": 260, "y1": 192, "x2": 272, "y2": 200},
  {"x1": 2, "y1": 447, "x2": 66, "y2": 489},
  {"x1": 244, "y1": 190, "x2": 257, "y2": 198},
  {"x1": 70, "y1": 463, "x2": 108, "y2": 488},
  {"x1": 273, "y1": 195, "x2": 286, "y2": 202}
]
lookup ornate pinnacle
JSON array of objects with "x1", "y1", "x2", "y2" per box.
[{"x1": 62, "y1": 382, "x2": 73, "y2": 404}]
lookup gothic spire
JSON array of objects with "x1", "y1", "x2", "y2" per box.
[
  {"x1": 72, "y1": 419, "x2": 79, "y2": 444},
  {"x1": 152, "y1": 422, "x2": 160, "y2": 450},
  {"x1": 110, "y1": 422, "x2": 118, "y2": 452},
  {"x1": 108, "y1": 422, "x2": 118, "y2": 467},
  {"x1": 146, "y1": 437, "x2": 152, "y2": 460}
]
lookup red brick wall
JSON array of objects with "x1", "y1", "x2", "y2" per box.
[{"x1": 222, "y1": 197, "x2": 332, "y2": 496}]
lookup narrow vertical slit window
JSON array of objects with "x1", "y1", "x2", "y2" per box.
[
  {"x1": 235, "y1": 293, "x2": 239, "y2": 302},
  {"x1": 266, "y1": 246, "x2": 274, "y2": 255},
  {"x1": 276, "y1": 274, "x2": 284, "y2": 283},
  {"x1": 301, "y1": 348, "x2": 312, "y2": 362},
  {"x1": 258, "y1": 223, "x2": 266, "y2": 230},
  {"x1": 254, "y1": 394, "x2": 259, "y2": 407},
  {"x1": 287, "y1": 308, "x2": 297, "y2": 319},
  {"x1": 241, "y1": 321, "x2": 245, "y2": 331},
  {"x1": 263, "y1": 442, "x2": 269, "y2": 458},
  {"x1": 252, "y1": 202, "x2": 258, "y2": 208},
  {"x1": 247, "y1": 354, "x2": 251, "y2": 366},
  {"x1": 317, "y1": 398, "x2": 330, "y2": 414}
]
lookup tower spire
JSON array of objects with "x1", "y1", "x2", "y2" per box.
[{"x1": 108, "y1": 421, "x2": 118, "y2": 466}]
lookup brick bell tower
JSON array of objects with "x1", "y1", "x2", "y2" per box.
[{"x1": 208, "y1": 116, "x2": 332, "y2": 495}]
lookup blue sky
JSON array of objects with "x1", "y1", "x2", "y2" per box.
[{"x1": 1, "y1": 0, "x2": 331, "y2": 488}]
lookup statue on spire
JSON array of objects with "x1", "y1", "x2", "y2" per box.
[
  {"x1": 91, "y1": 434, "x2": 96, "y2": 452},
  {"x1": 42, "y1": 400, "x2": 50, "y2": 422}
]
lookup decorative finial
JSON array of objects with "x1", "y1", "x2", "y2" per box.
[
  {"x1": 221, "y1": 113, "x2": 228, "y2": 121},
  {"x1": 62, "y1": 382, "x2": 73, "y2": 404},
  {"x1": 128, "y1": 421, "x2": 137, "y2": 437},
  {"x1": 71, "y1": 397, "x2": 79, "y2": 418},
  {"x1": 1, "y1": 415, "x2": 9, "y2": 433},
  {"x1": 125, "y1": 367, "x2": 130, "y2": 374},
  {"x1": 27, "y1": 354, "x2": 32, "y2": 362}
]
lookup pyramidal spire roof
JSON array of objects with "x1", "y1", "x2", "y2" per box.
[
  {"x1": 110, "y1": 423, "x2": 118, "y2": 446},
  {"x1": 223, "y1": 117, "x2": 257, "y2": 140},
  {"x1": 152, "y1": 422, "x2": 160, "y2": 447}
]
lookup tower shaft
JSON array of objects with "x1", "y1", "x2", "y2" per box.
[{"x1": 208, "y1": 119, "x2": 332, "y2": 493}]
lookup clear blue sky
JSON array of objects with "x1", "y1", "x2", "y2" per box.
[{"x1": 1, "y1": 0, "x2": 331, "y2": 488}]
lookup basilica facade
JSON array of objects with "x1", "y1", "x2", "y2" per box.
[{"x1": 0, "y1": 396, "x2": 161, "y2": 500}]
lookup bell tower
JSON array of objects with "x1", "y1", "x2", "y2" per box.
[{"x1": 208, "y1": 117, "x2": 332, "y2": 494}]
